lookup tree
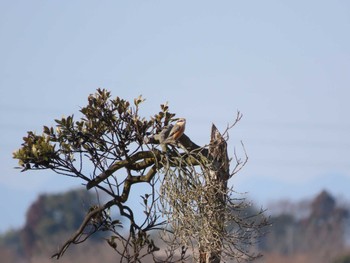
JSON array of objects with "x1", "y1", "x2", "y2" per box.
[
  {"x1": 13, "y1": 89, "x2": 268, "y2": 262},
  {"x1": 21, "y1": 189, "x2": 97, "y2": 257},
  {"x1": 334, "y1": 255, "x2": 350, "y2": 263},
  {"x1": 260, "y1": 190, "x2": 349, "y2": 263}
]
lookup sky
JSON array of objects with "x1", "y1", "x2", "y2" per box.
[{"x1": 1, "y1": 1, "x2": 350, "y2": 233}]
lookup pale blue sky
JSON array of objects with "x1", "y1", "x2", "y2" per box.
[{"x1": 1, "y1": 1, "x2": 350, "y2": 233}]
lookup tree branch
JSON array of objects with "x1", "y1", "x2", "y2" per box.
[
  {"x1": 86, "y1": 150, "x2": 162, "y2": 189},
  {"x1": 51, "y1": 199, "x2": 117, "y2": 259}
]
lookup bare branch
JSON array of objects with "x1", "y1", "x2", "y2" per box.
[
  {"x1": 230, "y1": 141, "x2": 249, "y2": 177},
  {"x1": 52, "y1": 199, "x2": 117, "y2": 259},
  {"x1": 86, "y1": 150, "x2": 162, "y2": 190}
]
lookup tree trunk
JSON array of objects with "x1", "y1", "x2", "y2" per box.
[{"x1": 199, "y1": 124, "x2": 230, "y2": 263}]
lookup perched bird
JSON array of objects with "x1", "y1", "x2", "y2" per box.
[{"x1": 162, "y1": 118, "x2": 186, "y2": 144}]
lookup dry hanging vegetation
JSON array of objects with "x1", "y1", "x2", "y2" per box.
[{"x1": 13, "y1": 89, "x2": 268, "y2": 263}]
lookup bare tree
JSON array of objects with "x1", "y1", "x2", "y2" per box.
[{"x1": 13, "y1": 89, "x2": 268, "y2": 262}]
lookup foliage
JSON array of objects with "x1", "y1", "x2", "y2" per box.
[
  {"x1": 0, "y1": 189, "x2": 97, "y2": 260},
  {"x1": 334, "y1": 255, "x2": 350, "y2": 263},
  {"x1": 0, "y1": 229, "x2": 23, "y2": 256},
  {"x1": 13, "y1": 88, "x2": 267, "y2": 262},
  {"x1": 25, "y1": 189, "x2": 94, "y2": 235},
  {"x1": 260, "y1": 190, "x2": 349, "y2": 263},
  {"x1": 13, "y1": 89, "x2": 173, "y2": 175}
]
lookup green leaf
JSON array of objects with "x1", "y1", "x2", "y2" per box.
[{"x1": 43, "y1": 126, "x2": 50, "y2": 135}]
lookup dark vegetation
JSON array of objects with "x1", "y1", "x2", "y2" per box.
[
  {"x1": 258, "y1": 190, "x2": 350, "y2": 263},
  {"x1": 1, "y1": 189, "x2": 349, "y2": 263},
  {"x1": 0, "y1": 189, "x2": 104, "y2": 263}
]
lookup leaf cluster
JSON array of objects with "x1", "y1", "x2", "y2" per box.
[
  {"x1": 13, "y1": 88, "x2": 181, "y2": 260},
  {"x1": 13, "y1": 88, "x2": 174, "y2": 174},
  {"x1": 13, "y1": 131, "x2": 58, "y2": 169}
]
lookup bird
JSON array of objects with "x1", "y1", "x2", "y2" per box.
[{"x1": 162, "y1": 118, "x2": 186, "y2": 144}]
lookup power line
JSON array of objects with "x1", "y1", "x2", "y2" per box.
[
  {"x1": 251, "y1": 158, "x2": 350, "y2": 169},
  {"x1": 246, "y1": 139, "x2": 350, "y2": 149}
]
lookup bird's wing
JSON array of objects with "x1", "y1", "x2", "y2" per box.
[{"x1": 168, "y1": 124, "x2": 182, "y2": 137}]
